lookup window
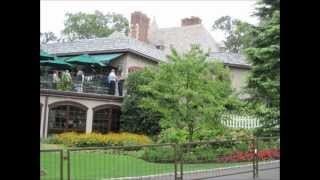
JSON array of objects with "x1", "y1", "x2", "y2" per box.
[
  {"x1": 48, "y1": 103, "x2": 87, "y2": 134},
  {"x1": 92, "y1": 108, "x2": 110, "y2": 133},
  {"x1": 92, "y1": 105, "x2": 121, "y2": 133}
]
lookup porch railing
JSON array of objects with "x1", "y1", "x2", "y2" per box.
[{"x1": 40, "y1": 76, "x2": 123, "y2": 96}]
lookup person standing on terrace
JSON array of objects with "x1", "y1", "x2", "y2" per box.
[
  {"x1": 75, "y1": 69, "x2": 84, "y2": 92},
  {"x1": 108, "y1": 69, "x2": 117, "y2": 95},
  {"x1": 52, "y1": 70, "x2": 60, "y2": 89},
  {"x1": 61, "y1": 70, "x2": 72, "y2": 91},
  {"x1": 117, "y1": 72, "x2": 124, "y2": 96}
]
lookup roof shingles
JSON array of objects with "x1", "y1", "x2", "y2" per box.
[
  {"x1": 41, "y1": 31, "x2": 250, "y2": 67},
  {"x1": 41, "y1": 32, "x2": 167, "y2": 62}
]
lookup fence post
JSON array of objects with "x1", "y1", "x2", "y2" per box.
[
  {"x1": 256, "y1": 137, "x2": 259, "y2": 178},
  {"x1": 60, "y1": 150, "x2": 64, "y2": 180},
  {"x1": 174, "y1": 144, "x2": 178, "y2": 180},
  {"x1": 180, "y1": 144, "x2": 184, "y2": 180},
  {"x1": 252, "y1": 138, "x2": 256, "y2": 179},
  {"x1": 67, "y1": 150, "x2": 71, "y2": 180}
]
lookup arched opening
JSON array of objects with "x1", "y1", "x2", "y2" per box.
[
  {"x1": 92, "y1": 105, "x2": 121, "y2": 134},
  {"x1": 48, "y1": 101, "x2": 87, "y2": 134}
]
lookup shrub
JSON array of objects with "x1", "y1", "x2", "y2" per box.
[
  {"x1": 186, "y1": 146, "x2": 218, "y2": 162},
  {"x1": 120, "y1": 68, "x2": 162, "y2": 136},
  {"x1": 258, "y1": 139, "x2": 280, "y2": 150},
  {"x1": 141, "y1": 143, "x2": 235, "y2": 163},
  {"x1": 141, "y1": 146, "x2": 175, "y2": 162},
  {"x1": 52, "y1": 132, "x2": 153, "y2": 147},
  {"x1": 158, "y1": 128, "x2": 188, "y2": 143},
  {"x1": 158, "y1": 126, "x2": 254, "y2": 144},
  {"x1": 193, "y1": 127, "x2": 226, "y2": 141},
  {"x1": 224, "y1": 128, "x2": 255, "y2": 140},
  {"x1": 41, "y1": 135, "x2": 59, "y2": 144}
]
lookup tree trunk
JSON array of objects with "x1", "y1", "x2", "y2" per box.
[{"x1": 188, "y1": 123, "x2": 194, "y2": 143}]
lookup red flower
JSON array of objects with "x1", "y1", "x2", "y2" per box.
[{"x1": 216, "y1": 148, "x2": 280, "y2": 163}]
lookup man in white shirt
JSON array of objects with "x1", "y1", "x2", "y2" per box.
[
  {"x1": 52, "y1": 70, "x2": 60, "y2": 89},
  {"x1": 75, "y1": 69, "x2": 85, "y2": 92},
  {"x1": 108, "y1": 69, "x2": 117, "y2": 95}
]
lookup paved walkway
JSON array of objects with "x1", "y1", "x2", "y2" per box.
[
  {"x1": 106, "y1": 161, "x2": 280, "y2": 180},
  {"x1": 181, "y1": 161, "x2": 279, "y2": 180},
  {"x1": 207, "y1": 168, "x2": 279, "y2": 180}
]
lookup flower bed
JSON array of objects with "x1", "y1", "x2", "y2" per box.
[
  {"x1": 217, "y1": 148, "x2": 280, "y2": 163},
  {"x1": 52, "y1": 132, "x2": 153, "y2": 147}
]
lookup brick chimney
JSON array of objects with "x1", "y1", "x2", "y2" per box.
[
  {"x1": 129, "y1": 11, "x2": 150, "y2": 42},
  {"x1": 181, "y1": 16, "x2": 202, "y2": 26}
]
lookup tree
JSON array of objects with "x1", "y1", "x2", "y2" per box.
[
  {"x1": 139, "y1": 46, "x2": 234, "y2": 142},
  {"x1": 244, "y1": 0, "x2": 280, "y2": 136},
  {"x1": 40, "y1": 32, "x2": 58, "y2": 44},
  {"x1": 120, "y1": 68, "x2": 162, "y2": 136},
  {"x1": 62, "y1": 11, "x2": 129, "y2": 41},
  {"x1": 212, "y1": 16, "x2": 251, "y2": 53}
]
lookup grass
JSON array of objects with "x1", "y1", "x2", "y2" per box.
[{"x1": 40, "y1": 150, "x2": 250, "y2": 180}]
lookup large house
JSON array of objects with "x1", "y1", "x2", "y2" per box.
[{"x1": 40, "y1": 11, "x2": 250, "y2": 138}]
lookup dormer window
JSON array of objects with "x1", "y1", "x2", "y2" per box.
[{"x1": 155, "y1": 45, "x2": 165, "y2": 50}]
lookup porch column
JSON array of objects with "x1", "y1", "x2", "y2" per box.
[
  {"x1": 86, "y1": 108, "x2": 93, "y2": 133},
  {"x1": 40, "y1": 105, "x2": 44, "y2": 138},
  {"x1": 43, "y1": 96, "x2": 49, "y2": 138}
]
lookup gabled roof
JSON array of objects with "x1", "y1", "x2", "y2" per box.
[
  {"x1": 41, "y1": 32, "x2": 167, "y2": 63},
  {"x1": 208, "y1": 52, "x2": 251, "y2": 69},
  {"x1": 148, "y1": 24, "x2": 220, "y2": 55},
  {"x1": 41, "y1": 32, "x2": 250, "y2": 67}
]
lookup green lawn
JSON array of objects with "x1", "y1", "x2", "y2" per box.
[{"x1": 40, "y1": 150, "x2": 250, "y2": 180}]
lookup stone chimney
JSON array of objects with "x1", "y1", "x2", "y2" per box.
[
  {"x1": 129, "y1": 11, "x2": 150, "y2": 42},
  {"x1": 181, "y1": 16, "x2": 202, "y2": 26}
]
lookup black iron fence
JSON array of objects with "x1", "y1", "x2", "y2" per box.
[{"x1": 40, "y1": 137, "x2": 280, "y2": 180}]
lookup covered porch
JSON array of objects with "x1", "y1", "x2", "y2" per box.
[{"x1": 40, "y1": 89, "x2": 123, "y2": 138}]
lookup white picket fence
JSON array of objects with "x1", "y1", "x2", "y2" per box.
[{"x1": 222, "y1": 114, "x2": 261, "y2": 129}]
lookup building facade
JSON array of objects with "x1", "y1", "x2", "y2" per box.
[{"x1": 40, "y1": 11, "x2": 251, "y2": 138}]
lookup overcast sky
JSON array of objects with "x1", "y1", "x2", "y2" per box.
[{"x1": 41, "y1": 0, "x2": 258, "y2": 43}]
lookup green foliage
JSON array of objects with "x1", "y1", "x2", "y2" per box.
[
  {"x1": 158, "y1": 128, "x2": 189, "y2": 143},
  {"x1": 40, "y1": 32, "x2": 58, "y2": 44},
  {"x1": 193, "y1": 126, "x2": 226, "y2": 142},
  {"x1": 243, "y1": 0, "x2": 280, "y2": 136},
  {"x1": 141, "y1": 146, "x2": 175, "y2": 162},
  {"x1": 62, "y1": 11, "x2": 129, "y2": 41},
  {"x1": 212, "y1": 16, "x2": 252, "y2": 53},
  {"x1": 40, "y1": 135, "x2": 59, "y2": 144},
  {"x1": 120, "y1": 68, "x2": 162, "y2": 136},
  {"x1": 139, "y1": 46, "x2": 234, "y2": 142},
  {"x1": 254, "y1": 0, "x2": 280, "y2": 20},
  {"x1": 258, "y1": 138, "x2": 280, "y2": 150},
  {"x1": 225, "y1": 128, "x2": 255, "y2": 140},
  {"x1": 141, "y1": 138, "x2": 252, "y2": 163},
  {"x1": 157, "y1": 120, "x2": 254, "y2": 144}
]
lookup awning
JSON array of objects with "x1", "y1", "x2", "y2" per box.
[
  {"x1": 40, "y1": 50, "x2": 55, "y2": 60},
  {"x1": 66, "y1": 54, "x2": 106, "y2": 67},
  {"x1": 91, "y1": 53, "x2": 123, "y2": 63},
  {"x1": 40, "y1": 57, "x2": 73, "y2": 68},
  {"x1": 65, "y1": 53, "x2": 123, "y2": 67}
]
